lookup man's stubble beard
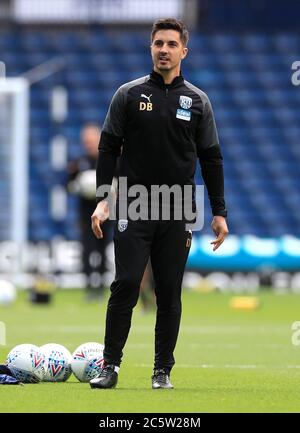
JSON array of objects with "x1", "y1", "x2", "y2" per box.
[
  {"x1": 155, "y1": 62, "x2": 173, "y2": 72},
  {"x1": 157, "y1": 66, "x2": 170, "y2": 72}
]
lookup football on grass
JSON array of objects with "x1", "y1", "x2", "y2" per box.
[
  {"x1": 41, "y1": 343, "x2": 72, "y2": 382},
  {"x1": 71, "y1": 342, "x2": 105, "y2": 382},
  {"x1": 6, "y1": 344, "x2": 46, "y2": 383}
]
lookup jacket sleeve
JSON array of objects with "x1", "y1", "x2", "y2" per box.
[
  {"x1": 196, "y1": 94, "x2": 227, "y2": 217},
  {"x1": 96, "y1": 86, "x2": 126, "y2": 202}
]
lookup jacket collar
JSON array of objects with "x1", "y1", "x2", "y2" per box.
[{"x1": 149, "y1": 70, "x2": 184, "y2": 88}]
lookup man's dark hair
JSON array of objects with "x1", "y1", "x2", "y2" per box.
[{"x1": 151, "y1": 18, "x2": 189, "y2": 47}]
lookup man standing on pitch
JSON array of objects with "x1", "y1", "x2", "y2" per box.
[{"x1": 90, "y1": 18, "x2": 228, "y2": 389}]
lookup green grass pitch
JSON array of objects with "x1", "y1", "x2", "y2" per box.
[{"x1": 1, "y1": 288, "x2": 300, "y2": 413}]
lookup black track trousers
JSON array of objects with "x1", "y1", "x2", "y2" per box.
[{"x1": 103, "y1": 219, "x2": 192, "y2": 371}]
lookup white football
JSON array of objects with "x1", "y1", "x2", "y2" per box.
[
  {"x1": 6, "y1": 344, "x2": 46, "y2": 383},
  {"x1": 40, "y1": 343, "x2": 72, "y2": 382},
  {"x1": 0, "y1": 280, "x2": 17, "y2": 305},
  {"x1": 71, "y1": 342, "x2": 105, "y2": 382},
  {"x1": 76, "y1": 169, "x2": 96, "y2": 199}
]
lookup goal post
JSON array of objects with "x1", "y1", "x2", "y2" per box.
[{"x1": 0, "y1": 77, "x2": 30, "y2": 242}]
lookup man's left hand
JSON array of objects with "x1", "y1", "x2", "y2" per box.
[{"x1": 210, "y1": 216, "x2": 229, "y2": 251}]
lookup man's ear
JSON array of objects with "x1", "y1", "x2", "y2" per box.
[{"x1": 182, "y1": 47, "x2": 188, "y2": 60}]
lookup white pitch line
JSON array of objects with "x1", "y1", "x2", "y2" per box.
[
  {"x1": 128, "y1": 343, "x2": 288, "y2": 349},
  {"x1": 134, "y1": 363, "x2": 260, "y2": 369},
  {"x1": 7, "y1": 325, "x2": 103, "y2": 333},
  {"x1": 7, "y1": 324, "x2": 292, "y2": 335},
  {"x1": 134, "y1": 363, "x2": 300, "y2": 369}
]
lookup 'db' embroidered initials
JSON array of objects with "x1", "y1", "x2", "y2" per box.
[{"x1": 139, "y1": 102, "x2": 153, "y2": 111}]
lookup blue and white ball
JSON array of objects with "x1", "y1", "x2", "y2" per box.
[
  {"x1": 40, "y1": 343, "x2": 72, "y2": 382},
  {"x1": 71, "y1": 342, "x2": 105, "y2": 382},
  {"x1": 6, "y1": 344, "x2": 46, "y2": 383}
]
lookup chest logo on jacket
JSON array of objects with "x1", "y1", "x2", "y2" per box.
[
  {"x1": 179, "y1": 95, "x2": 192, "y2": 109},
  {"x1": 139, "y1": 93, "x2": 153, "y2": 111}
]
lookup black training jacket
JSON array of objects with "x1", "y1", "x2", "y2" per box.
[{"x1": 96, "y1": 70, "x2": 227, "y2": 217}]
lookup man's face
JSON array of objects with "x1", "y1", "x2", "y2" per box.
[
  {"x1": 151, "y1": 29, "x2": 188, "y2": 73},
  {"x1": 81, "y1": 126, "x2": 100, "y2": 158}
]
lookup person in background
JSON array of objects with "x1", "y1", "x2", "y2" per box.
[{"x1": 68, "y1": 123, "x2": 113, "y2": 301}]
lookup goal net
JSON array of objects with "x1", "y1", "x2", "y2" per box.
[{"x1": 0, "y1": 76, "x2": 29, "y2": 242}]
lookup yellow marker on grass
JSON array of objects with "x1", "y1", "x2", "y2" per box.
[{"x1": 229, "y1": 296, "x2": 260, "y2": 310}]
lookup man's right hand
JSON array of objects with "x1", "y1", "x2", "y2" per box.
[{"x1": 91, "y1": 200, "x2": 109, "y2": 239}]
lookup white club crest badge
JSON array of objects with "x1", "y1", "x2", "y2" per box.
[
  {"x1": 118, "y1": 219, "x2": 128, "y2": 232},
  {"x1": 179, "y1": 95, "x2": 192, "y2": 110}
]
